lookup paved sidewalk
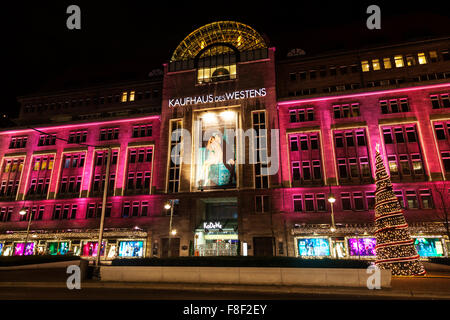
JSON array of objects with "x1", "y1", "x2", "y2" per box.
[{"x1": 1, "y1": 274, "x2": 450, "y2": 299}]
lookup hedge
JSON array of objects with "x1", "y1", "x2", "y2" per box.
[
  {"x1": 428, "y1": 257, "x2": 450, "y2": 266},
  {"x1": 111, "y1": 256, "x2": 372, "y2": 268},
  {"x1": 0, "y1": 255, "x2": 81, "y2": 267}
]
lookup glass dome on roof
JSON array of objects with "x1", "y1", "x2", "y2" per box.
[{"x1": 171, "y1": 21, "x2": 267, "y2": 62}]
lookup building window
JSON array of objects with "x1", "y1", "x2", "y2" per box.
[
  {"x1": 341, "y1": 193, "x2": 352, "y2": 210},
  {"x1": 289, "y1": 108, "x2": 315, "y2": 122},
  {"x1": 418, "y1": 52, "x2": 427, "y2": 64},
  {"x1": 38, "y1": 134, "x2": 56, "y2": 146},
  {"x1": 366, "y1": 192, "x2": 375, "y2": 210},
  {"x1": 253, "y1": 111, "x2": 268, "y2": 189},
  {"x1": 406, "y1": 190, "x2": 418, "y2": 209},
  {"x1": 361, "y1": 61, "x2": 370, "y2": 72},
  {"x1": 302, "y1": 194, "x2": 313, "y2": 212},
  {"x1": 372, "y1": 59, "x2": 380, "y2": 71},
  {"x1": 333, "y1": 103, "x2": 360, "y2": 119},
  {"x1": 0, "y1": 158, "x2": 24, "y2": 200},
  {"x1": 406, "y1": 126, "x2": 417, "y2": 142},
  {"x1": 388, "y1": 155, "x2": 399, "y2": 176},
  {"x1": 419, "y1": 189, "x2": 433, "y2": 209},
  {"x1": 122, "y1": 201, "x2": 131, "y2": 218},
  {"x1": 9, "y1": 136, "x2": 27, "y2": 149},
  {"x1": 168, "y1": 120, "x2": 182, "y2": 193},
  {"x1": 289, "y1": 132, "x2": 322, "y2": 185},
  {"x1": 430, "y1": 94, "x2": 450, "y2": 109},
  {"x1": 91, "y1": 149, "x2": 118, "y2": 196},
  {"x1": 353, "y1": 192, "x2": 364, "y2": 210},
  {"x1": 394, "y1": 55, "x2": 404, "y2": 68},
  {"x1": 380, "y1": 98, "x2": 409, "y2": 114},
  {"x1": 334, "y1": 129, "x2": 372, "y2": 183},
  {"x1": 383, "y1": 128, "x2": 393, "y2": 144},
  {"x1": 338, "y1": 159, "x2": 347, "y2": 179},
  {"x1": 293, "y1": 195, "x2": 302, "y2": 212},
  {"x1": 129, "y1": 91, "x2": 135, "y2": 102},
  {"x1": 292, "y1": 162, "x2": 301, "y2": 181},
  {"x1": 441, "y1": 152, "x2": 450, "y2": 173},
  {"x1": 406, "y1": 55, "x2": 415, "y2": 66},
  {"x1": 411, "y1": 154, "x2": 424, "y2": 175},
  {"x1": 86, "y1": 202, "x2": 112, "y2": 219},
  {"x1": 27, "y1": 155, "x2": 54, "y2": 198},
  {"x1": 394, "y1": 190, "x2": 405, "y2": 208},
  {"x1": 53, "y1": 204, "x2": 77, "y2": 220},
  {"x1": 126, "y1": 147, "x2": 153, "y2": 195},
  {"x1": 121, "y1": 92, "x2": 128, "y2": 102},
  {"x1": 100, "y1": 128, "x2": 119, "y2": 141},
  {"x1": 399, "y1": 155, "x2": 410, "y2": 175},
  {"x1": 316, "y1": 194, "x2": 326, "y2": 211},
  {"x1": 68, "y1": 130, "x2": 87, "y2": 144},
  {"x1": 58, "y1": 153, "x2": 85, "y2": 198},
  {"x1": 290, "y1": 137, "x2": 298, "y2": 151},
  {"x1": 197, "y1": 46, "x2": 237, "y2": 84},
  {"x1": 429, "y1": 51, "x2": 438, "y2": 63},
  {"x1": 133, "y1": 124, "x2": 153, "y2": 138},
  {"x1": 255, "y1": 195, "x2": 270, "y2": 213},
  {"x1": 442, "y1": 50, "x2": 450, "y2": 61},
  {"x1": 383, "y1": 58, "x2": 392, "y2": 69},
  {"x1": 0, "y1": 207, "x2": 13, "y2": 222}
]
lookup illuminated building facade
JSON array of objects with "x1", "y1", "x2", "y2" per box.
[{"x1": 1, "y1": 21, "x2": 449, "y2": 259}]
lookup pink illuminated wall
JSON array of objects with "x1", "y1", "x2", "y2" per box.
[
  {"x1": 0, "y1": 115, "x2": 162, "y2": 226},
  {"x1": 278, "y1": 82, "x2": 450, "y2": 222},
  {"x1": 0, "y1": 80, "x2": 449, "y2": 231}
]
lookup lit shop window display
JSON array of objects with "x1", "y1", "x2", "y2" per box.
[
  {"x1": 348, "y1": 238, "x2": 377, "y2": 256},
  {"x1": 46, "y1": 241, "x2": 70, "y2": 255},
  {"x1": 81, "y1": 241, "x2": 106, "y2": 257},
  {"x1": 194, "y1": 110, "x2": 238, "y2": 190},
  {"x1": 107, "y1": 244, "x2": 116, "y2": 259},
  {"x1": 333, "y1": 241, "x2": 347, "y2": 258},
  {"x1": 297, "y1": 238, "x2": 331, "y2": 257},
  {"x1": 2, "y1": 245, "x2": 12, "y2": 256},
  {"x1": 118, "y1": 241, "x2": 144, "y2": 257},
  {"x1": 414, "y1": 237, "x2": 444, "y2": 257},
  {"x1": 13, "y1": 242, "x2": 35, "y2": 256}
]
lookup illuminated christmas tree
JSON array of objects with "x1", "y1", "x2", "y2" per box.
[{"x1": 374, "y1": 144, "x2": 426, "y2": 276}]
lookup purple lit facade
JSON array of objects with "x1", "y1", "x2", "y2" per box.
[{"x1": 1, "y1": 22, "x2": 449, "y2": 259}]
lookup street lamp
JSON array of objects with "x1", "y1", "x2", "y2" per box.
[
  {"x1": 164, "y1": 200, "x2": 175, "y2": 257},
  {"x1": 328, "y1": 193, "x2": 336, "y2": 233},
  {"x1": 19, "y1": 207, "x2": 33, "y2": 256},
  {"x1": 95, "y1": 147, "x2": 112, "y2": 276}
]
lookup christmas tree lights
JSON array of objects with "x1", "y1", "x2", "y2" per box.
[{"x1": 374, "y1": 144, "x2": 426, "y2": 276}]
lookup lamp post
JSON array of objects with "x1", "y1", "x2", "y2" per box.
[
  {"x1": 19, "y1": 207, "x2": 33, "y2": 256},
  {"x1": 164, "y1": 200, "x2": 175, "y2": 257},
  {"x1": 328, "y1": 193, "x2": 336, "y2": 233},
  {"x1": 95, "y1": 147, "x2": 112, "y2": 275}
]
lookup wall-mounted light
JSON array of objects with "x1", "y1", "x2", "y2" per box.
[
  {"x1": 202, "y1": 112, "x2": 217, "y2": 124},
  {"x1": 327, "y1": 194, "x2": 336, "y2": 204},
  {"x1": 220, "y1": 110, "x2": 235, "y2": 122}
]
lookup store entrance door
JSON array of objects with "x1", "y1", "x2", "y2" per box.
[
  {"x1": 161, "y1": 238, "x2": 180, "y2": 258},
  {"x1": 253, "y1": 237, "x2": 274, "y2": 256}
]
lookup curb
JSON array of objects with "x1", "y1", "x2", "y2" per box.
[{"x1": 1, "y1": 281, "x2": 449, "y2": 299}]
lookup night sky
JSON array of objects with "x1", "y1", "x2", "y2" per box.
[{"x1": 2, "y1": 1, "x2": 450, "y2": 119}]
